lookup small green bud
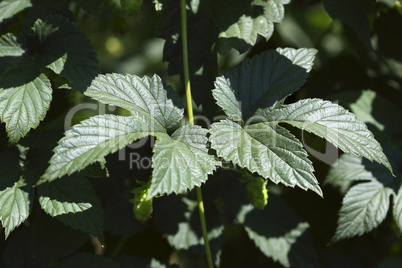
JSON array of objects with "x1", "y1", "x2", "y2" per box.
[
  {"x1": 246, "y1": 177, "x2": 268, "y2": 210},
  {"x1": 130, "y1": 180, "x2": 153, "y2": 223}
]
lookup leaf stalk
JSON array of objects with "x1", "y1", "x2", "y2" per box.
[{"x1": 180, "y1": 0, "x2": 213, "y2": 267}]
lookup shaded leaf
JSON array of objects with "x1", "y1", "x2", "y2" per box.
[
  {"x1": 376, "y1": 8, "x2": 402, "y2": 61},
  {"x1": 103, "y1": 188, "x2": 144, "y2": 236},
  {"x1": 53, "y1": 252, "x2": 122, "y2": 268},
  {"x1": 209, "y1": 120, "x2": 321, "y2": 195},
  {"x1": 80, "y1": 160, "x2": 109, "y2": 178},
  {"x1": 150, "y1": 125, "x2": 221, "y2": 198},
  {"x1": 213, "y1": 48, "x2": 317, "y2": 120},
  {"x1": 158, "y1": 0, "x2": 291, "y2": 115},
  {"x1": 323, "y1": 0, "x2": 375, "y2": 49},
  {"x1": 3, "y1": 217, "x2": 88, "y2": 267},
  {"x1": 38, "y1": 174, "x2": 104, "y2": 243},
  {"x1": 0, "y1": 15, "x2": 98, "y2": 142},
  {"x1": 72, "y1": 0, "x2": 106, "y2": 15},
  {"x1": 22, "y1": 0, "x2": 74, "y2": 33},
  {"x1": 31, "y1": 15, "x2": 98, "y2": 92},
  {"x1": 378, "y1": 257, "x2": 402, "y2": 268}
]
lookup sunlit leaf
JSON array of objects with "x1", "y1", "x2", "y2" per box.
[
  {"x1": 209, "y1": 120, "x2": 321, "y2": 195},
  {"x1": 85, "y1": 73, "x2": 183, "y2": 129},
  {"x1": 0, "y1": 67, "x2": 52, "y2": 143},
  {"x1": 40, "y1": 114, "x2": 161, "y2": 183},
  {"x1": 214, "y1": 0, "x2": 290, "y2": 54},
  {"x1": 332, "y1": 181, "x2": 393, "y2": 242},
  {"x1": 150, "y1": 125, "x2": 221, "y2": 198},
  {"x1": 0, "y1": 0, "x2": 31, "y2": 23},
  {"x1": 265, "y1": 98, "x2": 392, "y2": 172},
  {"x1": 0, "y1": 178, "x2": 33, "y2": 238}
]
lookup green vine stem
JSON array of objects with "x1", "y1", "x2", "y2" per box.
[{"x1": 180, "y1": 0, "x2": 214, "y2": 267}]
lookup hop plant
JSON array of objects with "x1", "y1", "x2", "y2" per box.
[{"x1": 130, "y1": 180, "x2": 153, "y2": 223}]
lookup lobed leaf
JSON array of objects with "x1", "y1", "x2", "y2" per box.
[
  {"x1": 265, "y1": 98, "x2": 392, "y2": 172},
  {"x1": 209, "y1": 120, "x2": 322, "y2": 196},
  {"x1": 150, "y1": 125, "x2": 221, "y2": 198},
  {"x1": 40, "y1": 114, "x2": 163, "y2": 183},
  {"x1": 332, "y1": 181, "x2": 393, "y2": 242},
  {"x1": 213, "y1": 48, "x2": 317, "y2": 120},
  {"x1": 85, "y1": 73, "x2": 183, "y2": 129},
  {"x1": 38, "y1": 175, "x2": 104, "y2": 243},
  {"x1": 158, "y1": 0, "x2": 291, "y2": 114},
  {"x1": 213, "y1": 76, "x2": 242, "y2": 121}
]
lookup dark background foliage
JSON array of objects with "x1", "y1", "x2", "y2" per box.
[{"x1": 0, "y1": 0, "x2": 401, "y2": 267}]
